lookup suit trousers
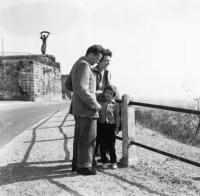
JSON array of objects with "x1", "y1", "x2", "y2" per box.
[{"x1": 72, "y1": 116, "x2": 97, "y2": 168}]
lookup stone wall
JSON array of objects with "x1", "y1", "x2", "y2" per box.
[
  {"x1": 0, "y1": 55, "x2": 62, "y2": 101},
  {"x1": 61, "y1": 75, "x2": 72, "y2": 99}
]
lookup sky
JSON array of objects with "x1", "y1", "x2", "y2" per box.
[{"x1": 0, "y1": 0, "x2": 200, "y2": 105}]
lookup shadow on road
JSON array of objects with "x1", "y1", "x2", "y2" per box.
[
  {"x1": 23, "y1": 137, "x2": 74, "y2": 144},
  {"x1": 98, "y1": 169, "x2": 168, "y2": 196},
  {"x1": 59, "y1": 111, "x2": 71, "y2": 161},
  {"x1": 0, "y1": 162, "x2": 75, "y2": 186},
  {"x1": 34, "y1": 124, "x2": 75, "y2": 129},
  {"x1": 21, "y1": 110, "x2": 72, "y2": 164},
  {"x1": 0, "y1": 161, "x2": 85, "y2": 195},
  {"x1": 192, "y1": 177, "x2": 200, "y2": 181},
  {"x1": 21, "y1": 111, "x2": 60, "y2": 164},
  {"x1": 0, "y1": 109, "x2": 84, "y2": 196}
]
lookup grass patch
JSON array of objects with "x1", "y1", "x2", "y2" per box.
[{"x1": 135, "y1": 106, "x2": 200, "y2": 147}]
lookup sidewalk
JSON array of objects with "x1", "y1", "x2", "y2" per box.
[
  {"x1": 0, "y1": 106, "x2": 128, "y2": 196},
  {"x1": 0, "y1": 107, "x2": 200, "y2": 196}
]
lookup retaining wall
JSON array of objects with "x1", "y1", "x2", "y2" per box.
[{"x1": 0, "y1": 55, "x2": 62, "y2": 101}]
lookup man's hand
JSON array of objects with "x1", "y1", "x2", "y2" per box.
[{"x1": 96, "y1": 103, "x2": 102, "y2": 111}]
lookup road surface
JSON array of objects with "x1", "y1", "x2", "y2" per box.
[{"x1": 0, "y1": 100, "x2": 70, "y2": 148}]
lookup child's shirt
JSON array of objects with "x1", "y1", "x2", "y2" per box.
[{"x1": 98, "y1": 99, "x2": 120, "y2": 128}]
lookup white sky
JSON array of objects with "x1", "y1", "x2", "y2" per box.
[{"x1": 0, "y1": 0, "x2": 200, "y2": 105}]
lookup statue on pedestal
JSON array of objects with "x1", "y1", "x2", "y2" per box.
[{"x1": 40, "y1": 31, "x2": 50, "y2": 55}]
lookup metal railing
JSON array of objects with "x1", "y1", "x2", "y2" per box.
[
  {"x1": 117, "y1": 95, "x2": 200, "y2": 168},
  {"x1": 129, "y1": 101, "x2": 200, "y2": 115}
]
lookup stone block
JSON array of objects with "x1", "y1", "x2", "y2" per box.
[{"x1": 0, "y1": 55, "x2": 62, "y2": 101}]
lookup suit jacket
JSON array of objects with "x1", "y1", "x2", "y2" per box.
[{"x1": 66, "y1": 56, "x2": 100, "y2": 118}]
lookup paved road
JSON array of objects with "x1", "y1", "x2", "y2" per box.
[{"x1": 0, "y1": 100, "x2": 70, "y2": 148}]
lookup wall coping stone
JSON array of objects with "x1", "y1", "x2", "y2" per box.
[{"x1": 0, "y1": 54, "x2": 60, "y2": 68}]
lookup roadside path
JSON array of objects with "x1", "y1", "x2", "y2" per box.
[
  {"x1": 0, "y1": 100, "x2": 68, "y2": 148},
  {"x1": 0, "y1": 107, "x2": 200, "y2": 196}
]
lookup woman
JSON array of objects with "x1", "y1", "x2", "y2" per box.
[
  {"x1": 92, "y1": 49, "x2": 112, "y2": 159},
  {"x1": 92, "y1": 48, "x2": 112, "y2": 100}
]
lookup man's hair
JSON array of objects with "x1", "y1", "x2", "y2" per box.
[
  {"x1": 100, "y1": 48, "x2": 112, "y2": 62},
  {"x1": 86, "y1": 45, "x2": 104, "y2": 56},
  {"x1": 103, "y1": 85, "x2": 117, "y2": 97}
]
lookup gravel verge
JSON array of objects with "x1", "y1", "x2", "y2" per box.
[{"x1": 0, "y1": 110, "x2": 199, "y2": 196}]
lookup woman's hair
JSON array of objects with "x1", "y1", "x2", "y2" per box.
[
  {"x1": 86, "y1": 45, "x2": 104, "y2": 56},
  {"x1": 100, "y1": 49, "x2": 112, "y2": 62},
  {"x1": 103, "y1": 85, "x2": 117, "y2": 97}
]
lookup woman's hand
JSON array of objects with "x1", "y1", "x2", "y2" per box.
[{"x1": 115, "y1": 127, "x2": 120, "y2": 135}]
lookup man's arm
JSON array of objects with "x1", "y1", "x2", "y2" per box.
[
  {"x1": 75, "y1": 62, "x2": 101, "y2": 111},
  {"x1": 65, "y1": 72, "x2": 73, "y2": 92}
]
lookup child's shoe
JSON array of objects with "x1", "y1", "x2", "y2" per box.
[
  {"x1": 102, "y1": 163, "x2": 109, "y2": 169},
  {"x1": 111, "y1": 163, "x2": 118, "y2": 169}
]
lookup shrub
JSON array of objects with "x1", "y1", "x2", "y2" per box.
[{"x1": 135, "y1": 107, "x2": 200, "y2": 147}]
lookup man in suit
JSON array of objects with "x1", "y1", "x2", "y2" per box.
[{"x1": 66, "y1": 45, "x2": 104, "y2": 175}]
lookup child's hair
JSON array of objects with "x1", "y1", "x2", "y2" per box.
[{"x1": 103, "y1": 85, "x2": 117, "y2": 97}]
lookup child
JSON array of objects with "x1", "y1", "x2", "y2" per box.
[{"x1": 98, "y1": 85, "x2": 120, "y2": 169}]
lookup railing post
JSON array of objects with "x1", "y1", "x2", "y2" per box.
[{"x1": 119, "y1": 94, "x2": 137, "y2": 167}]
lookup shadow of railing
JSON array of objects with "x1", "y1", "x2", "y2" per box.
[
  {"x1": 35, "y1": 124, "x2": 75, "y2": 130},
  {"x1": 23, "y1": 137, "x2": 74, "y2": 144},
  {"x1": 0, "y1": 162, "x2": 74, "y2": 186},
  {"x1": 59, "y1": 111, "x2": 71, "y2": 161},
  {"x1": 21, "y1": 111, "x2": 60, "y2": 164},
  {"x1": 0, "y1": 109, "x2": 83, "y2": 195},
  {"x1": 98, "y1": 169, "x2": 168, "y2": 196},
  {"x1": 192, "y1": 177, "x2": 200, "y2": 181},
  {"x1": 0, "y1": 161, "x2": 84, "y2": 195},
  {"x1": 48, "y1": 178, "x2": 84, "y2": 196}
]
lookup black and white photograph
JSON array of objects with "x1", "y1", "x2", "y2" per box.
[{"x1": 0, "y1": 0, "x2": 200, "y2": 195}]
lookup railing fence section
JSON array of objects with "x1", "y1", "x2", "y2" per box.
[{"x1": 118, "y1": 94, "x2": 200, "y2": 168}]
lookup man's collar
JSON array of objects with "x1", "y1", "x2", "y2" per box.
[
  {"x1": 80, "y1": 56, "x2": 90, "y2": 64},
  {"x1": 92, "y1": 66, "x2": 108, "y2": 73}
]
